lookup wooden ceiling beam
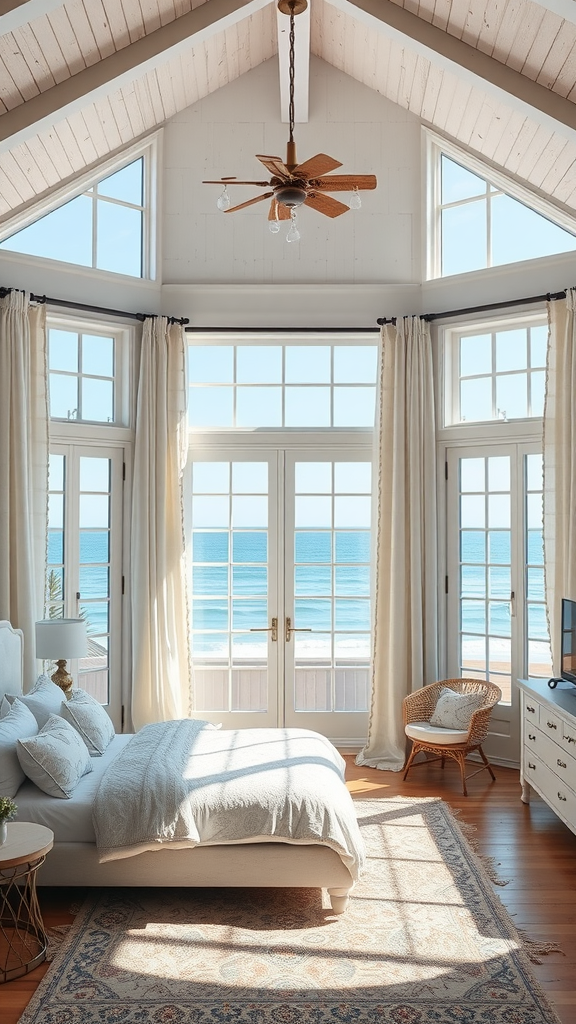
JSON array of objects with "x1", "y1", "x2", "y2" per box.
[
  {"x1": 330, "y1": 0, "x2": 576, "y2": 139},
  {"x1": 0, "y1": 0, "x2": 270, "y2": 154},
  {"x1": 277, "y1": 1, "x2": 310, "y2": 123}
]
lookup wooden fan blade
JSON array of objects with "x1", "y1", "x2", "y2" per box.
[
  {"x1": 313, "y1": 174, "x2": 377, "y2": 191},
  {"x1": 294, "y1": 154, "x2": 343, "y2": 177},
  {"x1": 203, "y1": 179, "x2": 271, "y2": 186},
  {"x1": 256, "y1": 154, "x2": 290, "y2": 178},
  {"x1": 225, "y1": 192, "x2": 274, "y2": 213},
  {"x1": 304, "y1": 192, "x2": 350, "y2": 218},
  {"x1": 268, "y1": 199, "x2": 291, "y2": 221}
]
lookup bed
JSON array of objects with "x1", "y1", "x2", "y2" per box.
[{"x1": 0, "y1": 620, "x2": 361, "y2": 913}]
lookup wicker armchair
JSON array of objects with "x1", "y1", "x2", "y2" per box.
[{"x1": 402, "y1": 678, "x2": 502, "y2": 796}]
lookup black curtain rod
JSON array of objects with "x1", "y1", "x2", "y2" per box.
[
  {"x1": 0, "y1": 287, "x2": 189, "y2": 326},
  {"x1": 185, "y1": 326, "x2": 380, "y2": 333},
  {"x1": 377, "y1": 289, "x2": 568, "y2": 326}
]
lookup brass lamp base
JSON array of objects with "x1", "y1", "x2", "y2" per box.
[{"x1": 50, "y1": 660, "x2": 74, "y2": 699}]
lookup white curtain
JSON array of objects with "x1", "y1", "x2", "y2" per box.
[
  {"x1": 0, "y1": 290, "x2": 48, "y2": 689},
  {"x1": 543, "y1": 291, "x2": 576, "y2": 670},
  {"x1": 356, "y1": 317, "x2": 438, "y2": 770},
  {"x1": 131, "y1": 317, "x2": 191, "y2": 730}
]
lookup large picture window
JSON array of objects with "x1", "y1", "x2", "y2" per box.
[{"x1": 426, "y1": 132, "x2": 576, "y2": 279}]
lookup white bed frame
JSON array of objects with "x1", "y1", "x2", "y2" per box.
[{"x1": 0, "y1": 621, "x2": 353, "y2": 913}]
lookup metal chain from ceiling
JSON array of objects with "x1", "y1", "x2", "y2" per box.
[{"x1": 288, "y1": 9, "x2": 295, "y2": 144}]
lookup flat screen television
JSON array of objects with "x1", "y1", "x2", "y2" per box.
[{"x1": 548, "y1": 598, "x2": 576, "y2": 687}]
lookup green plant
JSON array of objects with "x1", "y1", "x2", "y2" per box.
[{"x1": 0, "y1": 796, "x2": 17, "y2": 822}]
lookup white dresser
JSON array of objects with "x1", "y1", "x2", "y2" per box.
[{"x1": 517, "y1": 678, "x2": 576, "y2": 836}]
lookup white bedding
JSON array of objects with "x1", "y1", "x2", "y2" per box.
[
  {"x1": 14, "y1": 735, "x2": 132, "y2": 842},
  {"x1": 93, "y1": 721, "x2": 366, "y2": 879}
]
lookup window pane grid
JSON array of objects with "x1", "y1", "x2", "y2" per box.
[
  {"x1": 293, "y1": 461, "x2": 371, "y2": 714},
  {"x1": 188, "y1": 345, "x2": 378, "y2": 429},
  {"x1": 190, "y1": 462, "x2": 270, "y2": 713},
  {"x1": 525, "y1": 454, "x2": 552, "y2": 679},
  {"x1": 455, "y1": 322, "x2": 547, "y2": 424},
  {"x1": 458, "y1": 456, "x2": 512, "y2": 702},
  {"x1": 48, "y1": 328, "x2": 116, "y2": 423}
]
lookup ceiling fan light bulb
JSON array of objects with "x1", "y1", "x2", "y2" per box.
[
  {"x1": 275, "y1": 185, "x2": 307, "y2": 207},
  {"x1": 350, "y1": 189, "x2": 362, "y2": 210},
  {"x1": 269, "y1": 220, "x2": 280, "y2": 233},
  {"x1": 216, "y1": 186, "x2": 231, "y2": 211}
]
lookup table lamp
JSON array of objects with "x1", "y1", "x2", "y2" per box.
[{"x1": 35, "y1": 618, "x2": 87, "y2": 699}]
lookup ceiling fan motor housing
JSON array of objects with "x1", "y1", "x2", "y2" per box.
[{"x1": 275, "y1": 183, "x2": 308, "y2": 207}]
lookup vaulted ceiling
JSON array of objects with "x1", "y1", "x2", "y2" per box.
[{"x1": 1, "y1": 0, "x2": 576, "y2": 223}]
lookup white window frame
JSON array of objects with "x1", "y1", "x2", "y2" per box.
[
  {"x1": 437, "y1": 310, "x2": 548, "y2": 692},
  {"x1": 47, "y1": 313, "x2": 132, "y2": 428},
  {"x1": 48, "y1": 313, "x2": 134, "y2": 730},
  {"x1": 0, "y1": 132, "x2": 160, "y2": 281},
  {"x1": 442, "y1": 309, "x2": 549, "y2": 428},
  {"x1": 187, "y1": 331, "x2": 379, "y2": 434},
  {"x1": 425, "y1": 129, "x2": 576, "y2": 280}
]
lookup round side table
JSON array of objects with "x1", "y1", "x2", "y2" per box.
[{"x1": 0, "y1": 822, "x2": 54, "y2": 983}]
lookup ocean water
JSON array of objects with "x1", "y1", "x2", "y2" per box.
[
  {"x1": 48, "y1": 527, "x2": 549, "y2": 658},
  {"x1": 48, "y1": 531, "x2": 110, "y2": 637}
]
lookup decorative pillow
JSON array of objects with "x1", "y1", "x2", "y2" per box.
[
  {"x1": 429, "y1": 688, "x2": 485, "y2": 730},
  {"x1": 4, "y1": 675, "x2": 65, "y2": 729},
  {"x1": 60, "y1": 689, "x2": 115, "y2": 755},
  {"x1": 17, "y1": 714, "x2": 93, "y2": 798},
  {"x1": 0, "y1": 698, "x2": 39, "y2": 797}
]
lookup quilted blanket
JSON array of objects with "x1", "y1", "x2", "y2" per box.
[{"x1": 92, "y1": 719, "x2": 365, "y2": 878}]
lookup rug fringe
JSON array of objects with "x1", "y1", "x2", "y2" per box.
[
  {"x1": 46, "y1": 925, "x2": 71, "y2": 962},
  {"x1": 517, "y1": 929, "x2": 566, "y2": 964},
  {"x1": 450, "y1": 812, "x2": 509, "y2": 886}
]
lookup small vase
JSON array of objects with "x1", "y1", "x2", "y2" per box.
[{"x1": 0, "y1": 820, "x2": 7, "y2": 846}]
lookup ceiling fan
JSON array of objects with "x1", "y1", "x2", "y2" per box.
[{"x1": 203, "y1": 0, "x2": 377, "y2": 236}]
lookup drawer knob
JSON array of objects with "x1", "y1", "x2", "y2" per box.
[
  {"x1": 557, "y1": 759, "x2": 567, "y2": 769},
  {"x1": 558, "y1": 792, "x2": 567, "y2": 802},
  {"x1": 528, "y1": 733, "x2": 536, "y2": 741},
  {"x1": 567, "y1": 735, "x2": 576, "y2": 744},
  {"x1": 547, "y1": 721, "x2": 557, "y2": 729},
  {"x1": 528, "y1": 762, "x2": 536, "y2": 770},
  {"x1": 527, "y1": 705, "x2": 535, "y2": 713}
]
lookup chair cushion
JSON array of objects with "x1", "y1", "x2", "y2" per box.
[
  {"x1": 405, "y1": 721, "x2": 469, "y2": 745},
  {"x1": 429, "y1": 687, "x2": 485, "y2": 730}
]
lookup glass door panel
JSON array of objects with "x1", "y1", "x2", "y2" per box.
[
  {"x1": 46, "y1": 444, "x2": 123, "y2": 728},
  {"x1": 188, "y1": 452, "x2": 279, "y2": 728},
  {"x1": 284, "y1": 451, "x2": 371, "y2": 743}
]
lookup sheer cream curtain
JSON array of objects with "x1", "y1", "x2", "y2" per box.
[
  {"x1": 543, "y1": 291, "x2": 576, "y2": 670},
  {"x1": 131, "y1": 316, "x2": 191, "y2": 730},
  {"x1": 356, "y1": 316, "x2": 439, "y2": 770},
  {"x1": 0, "y1": 290, "x2": 48, "y2": 688}
]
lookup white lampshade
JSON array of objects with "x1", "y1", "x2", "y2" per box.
[{"x1": 35, "y1": 619, "x2": 87, "y2": 660}]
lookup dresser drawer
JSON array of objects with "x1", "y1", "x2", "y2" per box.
[
  {"x1": 524, "y1": 750, "x2": 576, "y2": 824},
  {"x1": 538, "y1": 704, "x2": 563, "y2": 737},
  {"x1": 522, "y1": 693, "x2": 539, "y2": 722},
  {"x1": 529, "y1": 726, "x2": 576, "y2": 788}
]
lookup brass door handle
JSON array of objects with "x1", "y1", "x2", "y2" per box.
[
  {"x1": 250, "y1": 617, "x2": 278, "y2": 642},
  {"x1": 285, "y1": 617, "x2": 312, "y2": 642}
]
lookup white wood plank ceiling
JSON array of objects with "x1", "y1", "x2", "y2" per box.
[{"x1": 0, "y1": 0, "x2": 575, "y2": 221}]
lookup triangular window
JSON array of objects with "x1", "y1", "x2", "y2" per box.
[
  {"x1": 434, "y1": 147, "x2": 576, "y2": 277},
  {"x1": 0, "y1": 157, "x2": 145, "y2": 278}
]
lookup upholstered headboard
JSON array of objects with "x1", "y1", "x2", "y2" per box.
[{"x1": 0, "y1": 620, "x2": 24, "y2": 699}]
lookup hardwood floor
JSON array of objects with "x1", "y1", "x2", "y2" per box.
[{"x1": 2, "y1": 760, "x2": 576, "y2": 1023}]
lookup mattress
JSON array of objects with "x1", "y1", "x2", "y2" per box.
[{"x1": 14, "y1": 734, "x2": 133, "y2": 843}]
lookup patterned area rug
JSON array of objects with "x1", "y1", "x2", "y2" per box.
[{"x1": 20, "y1": 797, "x2": 561, "y2": 1024}]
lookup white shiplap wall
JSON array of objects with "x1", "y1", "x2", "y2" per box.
[{"x1": 162, "y1": 54, "x2": 422, "y2": 285}]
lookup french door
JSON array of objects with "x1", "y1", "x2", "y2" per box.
[
  {"x1": 445, "y1": 441, "x2": 551, "y2": 765},
  {"x1": 188, "y1": 446, "x2": 372, "y2": 745},
  {"x1": 47, "y1": 444, "x2": 124, "y2": 729}
]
